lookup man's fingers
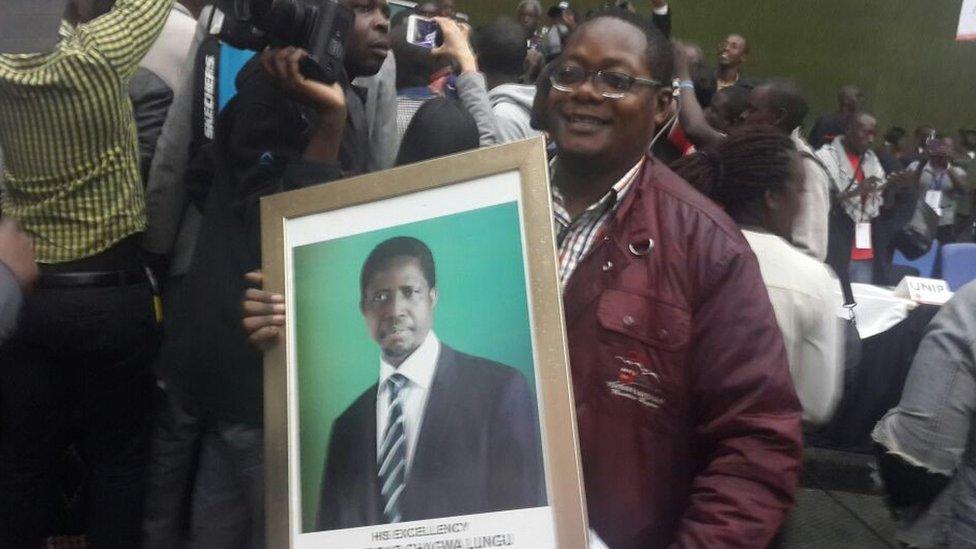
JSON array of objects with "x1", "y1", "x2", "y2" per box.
[
  {"x1": 243, "y1": 297, "x2": 284, "y2": 317},
  {"x1": 243, "y1": 314, "x2": 285, "y2": 335},
  {"x1": 248, "y1": 326, "x2": 282, "y2": 350},
  {"x1": 285, "y1": 47, "x2": 306, "y2": 84},
  {"x1": 243, "y1": 287, "x2": 284, "y2": 304},
  {"x1": 260, "y1": 49, "x2": 275, "y2": 77},
  {"x1": 272, "y1": 47, "x2": 294, "y2": 80},
  {"x1": 244, "y1": 270, "x2": 264, "y2": 286}
]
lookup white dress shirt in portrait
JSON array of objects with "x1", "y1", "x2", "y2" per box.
[{"x1": 376, "y1": 331, "x2": 441, "y2": 474}]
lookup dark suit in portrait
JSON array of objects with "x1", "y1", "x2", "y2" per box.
[{"x1": 315, "y1": 344, "x2": 545, "y2": 530}]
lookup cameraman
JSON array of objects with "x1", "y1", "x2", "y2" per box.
[{"x1": 147, "y1": 1, "x2": 391, "y2": 546}]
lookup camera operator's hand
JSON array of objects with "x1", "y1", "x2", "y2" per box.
[
  {"x1": 431, "y1": 17, "x2": 478, "y2": 74},
  {"x1": 261, "y1": 47, "x2": 347, "y2": 163},
  {"x1": 0, "y1": 219, "x2": 38, "y2": 292},
  {"x1": 261, "y1": 47, "x2": 347, "y2": 120}
]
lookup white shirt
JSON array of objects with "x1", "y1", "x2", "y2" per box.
[
  {"x1": 743, "y1": 230, "x2": 844, "y2": 426},
  {"x1": 376, "y1": 331, "x2": 441, "y2": 473}
]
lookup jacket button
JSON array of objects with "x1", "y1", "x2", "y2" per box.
[
  {"x1": 657, "y1": 328, "x2": 669, "y2": 340},
  {"x1": 623, "y1": 315, "x2": 636, "y2": 327},
  {"x1": 602, "y1": 261, "x2": 613, "y2": 272}
]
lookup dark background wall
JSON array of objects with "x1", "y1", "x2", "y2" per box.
[{"x1": 460, "y1": 0, "x2": 976, "y2": 138}]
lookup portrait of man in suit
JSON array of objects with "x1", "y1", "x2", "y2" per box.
[{"x1": 315, "y1": 236, "x2": 546, "y2": 531}]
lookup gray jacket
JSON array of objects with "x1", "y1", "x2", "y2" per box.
[
  {"x1": 129, "y1": 4, "x2": 196, "y2": 183},
  {"x1": 873, "y1": 281, "x2": 976, "y2": 548},
  {"x1": 142, "y1": 5, "x2": 209, "y2": 276},
  {"x1": 488, "y1": 83, "x2": 540, "y2": 144}
]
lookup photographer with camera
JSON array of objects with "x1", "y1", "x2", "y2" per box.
[{"x1": 145, "y1": 1, "x2": 391, "y2": 546}]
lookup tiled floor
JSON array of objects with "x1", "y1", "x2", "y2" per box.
[{"x1": 780, "y1": 447, "x2": 899, "y2": 548}]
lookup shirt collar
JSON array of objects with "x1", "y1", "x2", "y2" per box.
[
  {"x1": 550, "y1": 157, "x2": 645, "y2": 223},
  {"x1": 58, "y1": 20, "x2": 76, "y2": 41},
  {"x1": 379, "y1": 331, "x2": 441, "y2": 391}
]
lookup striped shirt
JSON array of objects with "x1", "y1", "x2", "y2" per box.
[
  {"x1": 552, "y1": 158, "x2": 644, "y2": 286},
  {"x1": 0, "y1": 0, "x2": 173, "y2": 263}
]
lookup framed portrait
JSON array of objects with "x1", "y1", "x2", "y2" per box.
[{"x1": 261, "y1": 137, "x2": 588, "y2": 549}]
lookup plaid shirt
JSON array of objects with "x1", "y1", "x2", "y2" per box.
[
  {"x1": 0, "y1": 0, "x2": 173, "y2": 263},
  {"x1": 552, "y1": 158, "x2": 644, "y2": 286}
]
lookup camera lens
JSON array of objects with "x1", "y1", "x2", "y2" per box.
[{"x1": 261, "y1": 0, "x2": 318, "y2": 48}]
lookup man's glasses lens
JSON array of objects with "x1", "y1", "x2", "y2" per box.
[
  {"x1": 552, "y1": 66, "x2": 585, "y2": 89},
  {"x1": 550, "y1": 66, "x2": 636, "y2": 97}
]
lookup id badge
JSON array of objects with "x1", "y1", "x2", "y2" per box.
[
  {"x1": 925, "y1": 190, "x2": 942, "y2": 212},
  {"x1": 855, "y1": 222, "x2": 872, "y2": 250}
]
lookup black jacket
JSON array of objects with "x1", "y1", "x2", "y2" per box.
[{"x1": 157, "y1": 58, "x2": 368, "y2": 424}]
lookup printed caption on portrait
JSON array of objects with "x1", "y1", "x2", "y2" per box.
[{"x1": 296, "y1": 507, "x2": 556, "y2": 548}]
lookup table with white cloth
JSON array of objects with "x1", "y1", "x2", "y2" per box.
[{"x1": 807, "y1": 284, "x2": 942, "y2": 452}]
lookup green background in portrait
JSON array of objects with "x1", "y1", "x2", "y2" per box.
[{"x1": 292, "y1": 201, "x2": 537, "y2": 532}]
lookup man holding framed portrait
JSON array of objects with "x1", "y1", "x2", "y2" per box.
[{"x1": 247, "y1": 7, "x2": 803, "y2": 549}]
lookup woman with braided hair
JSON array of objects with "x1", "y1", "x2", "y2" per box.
[{"x1": 673, "y1": 125, "x2": 844, "y2": 426}]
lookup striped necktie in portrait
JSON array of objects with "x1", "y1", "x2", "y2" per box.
[{"x1": 379, "y1": 373, "x2": 408, "y2": 523}]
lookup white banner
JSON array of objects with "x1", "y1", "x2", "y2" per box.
[{"x1": 959, "y1": 0, "x2": 976, "y2": 41}]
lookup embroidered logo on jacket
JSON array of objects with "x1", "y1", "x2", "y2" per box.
[{"x1": 606, "y1": 352, "x2": 664, "y2": 408}]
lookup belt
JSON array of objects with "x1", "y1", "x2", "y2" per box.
[{"x1": 37, "y1": 269, "x2": 147, "y2": 289}]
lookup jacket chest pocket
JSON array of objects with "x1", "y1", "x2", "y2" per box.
[{"x1": 590, "y1": 289, "x2": 692, "y2": 430}]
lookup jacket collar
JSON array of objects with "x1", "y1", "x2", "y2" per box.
[{"x1": 562, "y1": 155, "x2": 657, "y2": 327}]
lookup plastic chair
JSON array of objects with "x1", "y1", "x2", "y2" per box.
[
  {"x1": 940, "y1": 243, "x2": 976, "y2": 291},
  {"x1": 893, "y1": 240, "x2": 940, "y2": 279}
]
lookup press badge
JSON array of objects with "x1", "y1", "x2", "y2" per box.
[
  {"x1": 855, "y1": 222, "x2": 872, "y2": 250},
  {"x1": 925, "y1": 190, "x2": 942, "y2": 212}
]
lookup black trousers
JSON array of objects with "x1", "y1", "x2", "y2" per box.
[{"x1": 0, "y1": 245, "x2": 160, "y2": 548}]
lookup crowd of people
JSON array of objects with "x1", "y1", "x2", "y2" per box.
[{"x1": 0, "y1": 0, "x2": 973, "y2": 548}]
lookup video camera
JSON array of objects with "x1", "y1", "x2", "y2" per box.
[{"x1": 215, "y1": 0, "x2": 355, "y2": 83}]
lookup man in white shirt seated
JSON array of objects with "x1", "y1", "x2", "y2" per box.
[{"x1": 673, "y1": 125, "x2": 843, "y2": 425}]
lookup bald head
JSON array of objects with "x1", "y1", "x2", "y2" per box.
[
  {"x1": 743, "y1": 80, "x2": 808, "y2": 134},
  {"x1": 844, "y1": 112, "x2": 878, "y2": 155}
]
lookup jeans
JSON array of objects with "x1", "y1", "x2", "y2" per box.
[
  {"x1": 142, "y1": 388, "x2": 264, "y2": 549},
  {"x1": 0, "y1": 280, "x2": 159, "y2": 548}
]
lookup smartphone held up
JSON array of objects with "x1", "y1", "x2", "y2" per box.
[{"x1": 406, "y1": 14, "x2": 443, "y2": 49}]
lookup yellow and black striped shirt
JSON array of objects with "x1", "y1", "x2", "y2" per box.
[{"x1": 0, "y1": 0, "x2": 174, "y2": 263}]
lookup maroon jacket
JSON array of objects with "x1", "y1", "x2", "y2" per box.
[{"x1": 565, "y1": 156, "x2": 803, "y2": 548}]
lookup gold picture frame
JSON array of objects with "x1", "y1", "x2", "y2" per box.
[{"x1": 260, "y1": 137, "x2": 588, "y2": 548}]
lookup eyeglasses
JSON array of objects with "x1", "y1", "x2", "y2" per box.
[{"x1": 550, "y1": 65, "x2": 661, "y2": 99}]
